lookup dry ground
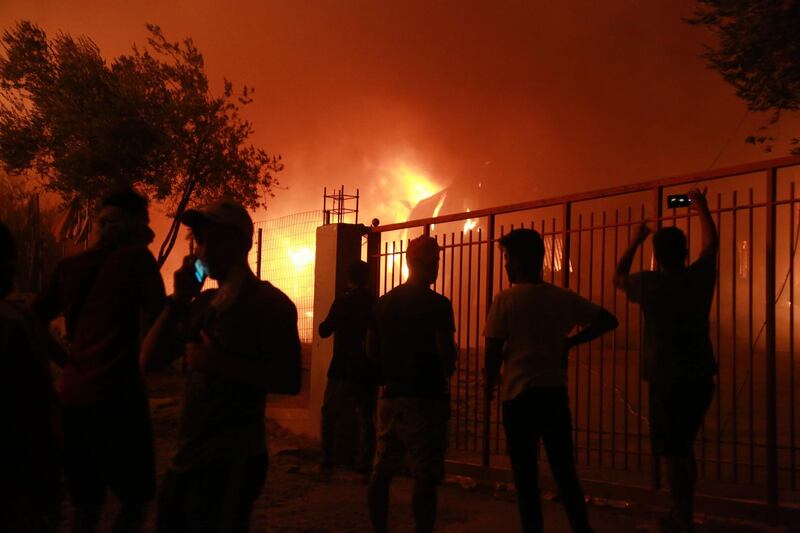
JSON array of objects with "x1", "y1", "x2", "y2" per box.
[{"x1": 53, "y1": 368, "x2": 790, "y2": 532}]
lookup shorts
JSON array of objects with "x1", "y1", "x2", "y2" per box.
[
  {"x1": 62, "y1": 394, "x2": 156, "y2": 508},
  {"x1": 648, "y1": 377, "x2": 714, "y2": 457},
  {"x1": 372, "y1": 397, "x2": 449, "y2": 483}
]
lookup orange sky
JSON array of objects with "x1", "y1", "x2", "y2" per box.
[{"x1": 2, "y1": 0, "x2": 797, "y2": 270}]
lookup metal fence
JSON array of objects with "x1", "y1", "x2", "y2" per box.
[
  {"x1": 366, "y1": 156, "x2": 800, "y2": 506},
  {"x1": 248, "y1": 210, "x2": 322, "y2": 343}
]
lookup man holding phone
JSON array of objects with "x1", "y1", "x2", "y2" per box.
[
  {"x1": 614, "y1": 188, "x2": 718, "y2": 532},
  {"x1": 140, "y1": 198, "x2": 301, "y2": 532}
]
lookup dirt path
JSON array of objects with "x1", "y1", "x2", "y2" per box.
[{"x1": 56, "y1": 371, "x2": 787, "y2": 532}]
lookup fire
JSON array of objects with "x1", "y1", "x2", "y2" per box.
[
  {"x1": 374, "y1": 161, "x2": 445, "y2": 286},
  {"x1": 463, "y1": 209, "x2": 477, "y2": 233},
  {"x1": 375, "y1": 162, "x2": 442, "y2": 224},
  {"x1": 430, "y1": 193, "x2": 447, "y2": 231},
  {"x1": 288, "y1": 246, "x2": 314, "y2": 270}
]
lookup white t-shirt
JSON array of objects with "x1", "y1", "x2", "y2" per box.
[{"x1": 483, "y1": 282, "x2": 602, "y2": 402}]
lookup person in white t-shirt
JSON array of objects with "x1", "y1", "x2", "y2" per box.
[{"x1": 484, "y1": 228, "x2": 617, "y2": 533}]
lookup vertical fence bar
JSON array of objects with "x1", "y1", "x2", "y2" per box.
[
  {"x1": 791, "y1": 181, "x2": 797, "y2": 491},
  {"x1": 599, "y1": 211, "x2": 607, "y2": 466},
  {"x1": 440, "y1": 234, "x2": 447, "y2": 295},
  {"x1": 383, "y1": 242, "x2": 389, "y2": 295},
  {"x1": 457, "y1": 230, "x2": 465, "y2": 447},
  {"x1": 624, "y1": 207, "x2": 632, "y2": 470},
  {"x1": 587, "y1": 212, "x2": 595, "y2": 465},
  {"x1": 748, "y1": 188, "x2": 755, "y2": 484},
  {"x1": 563, "y1": 202, "x2": 572, "y2": 289},
  {"x1": 495, "y1": 225, "x2": 506, "y2": 453},
  {"x1": 636, "y1": 204, "x2": 648, "y2": 470},
  {"x1": 550, "y1": 218, "x2": 557, "y2": 284},
  {"x1": 575, "y1": 214, "x2": 583, "y2": 460},
  {"x1": 732, "y1": 190, "x2": 739, "y2": 482},
  {"x1": 765, "y1": 167, "x2": 779, "y2": 505},
  {"x1": 256, "y1": 227, "x2": 263, "y2": 279},
  {"x1": 400, "y1": 239, "x2": 406, "y2": 286},
  {"x1": 474, "y1": 228, "x2": 483, "y2": 451},
  {"x1": 367, "y1": 232, "x2": 381, "y2": 298},
  {"x1": 391, "y1": 241, "x2": 397, "y2": 289},
  {"x1": 466, "y1": 229, "x2": 474, "y2": 450},
  {"x1": 483, "y1": 215, "x2": 496, "y2": 467},
  {"x1": 715, "y1": 192, "x2": 723, "y2": 481},
  {"x1": 612, "y1": 208, "x2": 619, "y2": 468},
  {"x1": 653, "y1": 187, "x2": 663, "y2": 489}
]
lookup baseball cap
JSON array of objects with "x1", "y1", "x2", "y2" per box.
[
  {"x1": 406, "y1": 235, "x2": 440, "y2": 264},
  {"x1": 181, "y1": 198, "x2": 254, "y2": 242}
]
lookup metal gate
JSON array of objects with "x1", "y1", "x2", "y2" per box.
[{"x1": 366, "y1": 156, "x2": 800, "y2": 506}]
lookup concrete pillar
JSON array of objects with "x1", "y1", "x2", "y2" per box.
[{"x1": 308, "y1": 223, "x2": 364, "y2": 439}]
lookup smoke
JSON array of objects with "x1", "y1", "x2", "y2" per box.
[{"x1": 3, "y1": 0, "x2": 798, "y2": 273}]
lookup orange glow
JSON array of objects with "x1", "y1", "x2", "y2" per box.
[
  {"x1": 430, "y1": 192, "x2": 447, "y2": 231},
  {"x1": 375, "y1": 162, "x2": 442, "y2": 225},
  {"x1": 378, "y1": 161, "x2": 444, "y2": 285},
  {"x1": 288, "y1": 246, "x2": 314, "y2": 270},
  {"x1": 463, "y1": 209, "x2": 477, "y2": 233}
]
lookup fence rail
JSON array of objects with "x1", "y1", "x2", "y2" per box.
[{"x1": 367, "y1": 156, "x2": 800, "y2": 506}]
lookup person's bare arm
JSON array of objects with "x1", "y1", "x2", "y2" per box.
[
  {"x1": 139, "y1": 299, "x2": 189, "y2": 372},
  {"x1": 140, "y1": 256, "x2": 199, "y2": 373},
  {"x1": 318, "y1": 299, "x2": 338, "y2": 339},
  {"x1": 566, "y1": 309, "x2": 618, "y2": 349},
  {"x1": 484, "y1": 337, "x2": 504, "y2": 399},
  {"x1": 688, "y1": 188, "x2": 719, "y2": 261},
  {"x1": 613, "y1": 222, "x2": 650, "y2": 289}
]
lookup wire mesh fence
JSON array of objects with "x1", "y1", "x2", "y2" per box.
[{"x1": 249, "y1": 210, "x2": 322, "y2": 343}]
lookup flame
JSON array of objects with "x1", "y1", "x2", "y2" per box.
[
  {"x1": 430, "y1": 192, "x2": 447, "y2": 231},
  {"x1": 288, "y1": 246, "x2": 314, "y2": 270},
  {"x1": 463, "y1": 209, "x2": 477, "y2": 233},
  {"x1": 374, "y1": 162, "x2": 442, "y2": 224}
]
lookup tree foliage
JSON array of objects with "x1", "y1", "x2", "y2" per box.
[
  {"x1": 0, "y1": 21, "x2": 283, "y2": 265},
  {"x1": 687, "y1": 0, "x2": 800, "y2": 154},
  {"x1": 687, "y1": 1, "x2": 800, "y2": 154}
]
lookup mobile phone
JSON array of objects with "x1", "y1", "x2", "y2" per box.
[
  {"x1": 667, "y1": 194, "x2": 692, "y2": 208},
  {"x1": 193, "y1": 258, "x2": 209, "y2": 284}
]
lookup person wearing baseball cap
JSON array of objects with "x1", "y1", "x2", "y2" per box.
[
  {"x1": 367, "y1": 235, "x2": 456, "y2": 533},
  {"x1": 141, "y1": 198, "x2": 301, "y2": 532}
]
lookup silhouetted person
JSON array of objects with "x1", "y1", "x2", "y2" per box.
[
  {"x1": 366, "y1": 236, "x2": 456, "y2": 533},
  {"x1": 141, "y1": 199, "x2": 301, "y2": 533},
  {"x1": 614, "y1": 188, "x2": 718, "y2": 533},
  {"x1": 319, "y1": 260, "x2": 378, "y2": 473},
  {"x1": 0, "y1": 221, "x2": 61, "y2": 532},
  {"x1": 484, "y1": 228, "x2": 617, "y2": 533},
  {"x1": 34, "y1": 188, "x2": 165, "y2": 533}
]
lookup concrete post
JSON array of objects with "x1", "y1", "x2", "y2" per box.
[{"x1": 307, "y1": 223, "x2": 364, "y2": 440}]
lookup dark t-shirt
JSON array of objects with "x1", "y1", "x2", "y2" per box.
[
  {"x1": 34, "y1": 243, "x2": 166, "y2": 404},
  {"x1": 320, "y1": 287, "x2": 377, "y2": 383},
  {"x1": 622, "y1": 253, "x2": 719, "y2": 383},
  {"x1": 171, "y1": 275, "x2": 300, "y2": 469},
  {"x1": 371, "y1": 283, "x2": 455, "y2": 398}
]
